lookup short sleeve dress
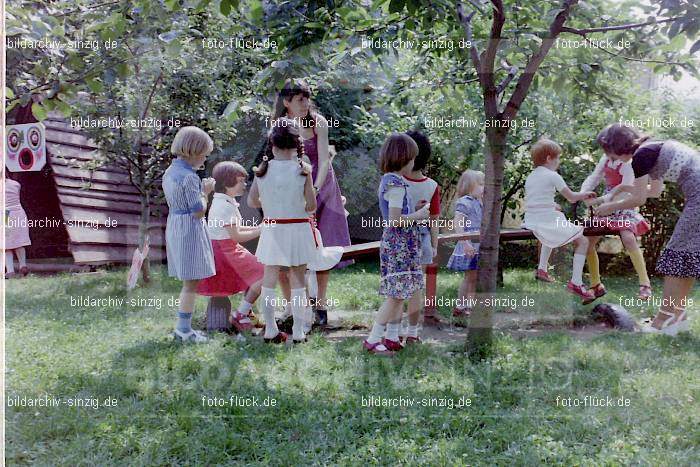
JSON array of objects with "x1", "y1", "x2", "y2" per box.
[
  {"x1": 522, "y1": 166, "x2": 583, "y2": 248},
  {"x1": 632, "y1": 140, "x2": 700, "y2": 277},
  {"x1": 447, "y1": 195, "x2": 483, "y2": 271},
  {"x1": 162, "y1": 158, "x2": 215, "y2": 280}
]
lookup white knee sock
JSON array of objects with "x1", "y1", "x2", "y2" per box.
[
  {"x1": 385, "y1": 322, "x2": 400, "y2": 342},
  {"x1": 290, "y1": 288, "x2": 307, "y2": 341},
  {"x1": 571, "y1": 253, "x2": 586, "y2": 286},
  {"x1": 261, "y1": 287, "x2": 280, "y2": 339},
  {"x1": 538, "y1": 246, "x2": 553, "y2": 271},
  {"x1": 237, "y1": 300, "x2": 253, "y2": 315},
  {"x1": 367, "y1": 322, "x2": 385, "y2": 344},
  {"x1": 406, "y1": 324, "x2": 419, "y2": 338}
]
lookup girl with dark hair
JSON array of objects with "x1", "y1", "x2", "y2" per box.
[
  {"x1": 594, "y1": 123, "x2": 696, "y2": 335},
  {"x1": 271, "y1": 79, "x2": 352, "y2": 326},
  {"x1": 247, "y1": 118, "x2": 318, "y2": 344}
]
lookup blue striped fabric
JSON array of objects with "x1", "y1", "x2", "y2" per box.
[{"x1": 162, "y1": 158, "x2": 215, "y2": 280}]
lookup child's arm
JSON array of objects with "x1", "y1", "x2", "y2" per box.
[
  {"x1": 225, "y1": 223, "x2": 261, "y2": 243},
  {"x1": 313, "y1": 116, "x2": 331, "y2": 192},
  {"x1": 559, "y1": 186, "x2": 597, "y2": 203},
  {"x1": 247, "y1": 178, "x2": 261, "y2": 209},
  {"x1": 596, "y1": 176, "x2": 662, "y2": 215},
  {"x1": 192, "y1": 177, "x2": 215, "y2": 219},
  {"x1": 580, "y1": 156, "x2": 606, "y2": 192},
  {"x1": 304, "y1": 172, "x2": 317, "y2": 213},
  {"x1": 454, "y1": 212, "x2": 476, "y2": 256}
]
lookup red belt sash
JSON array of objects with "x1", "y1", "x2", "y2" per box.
[{"x1": 262, "y1": 216, "x2": 319, "y2": 247}]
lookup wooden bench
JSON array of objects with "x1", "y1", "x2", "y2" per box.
[{"x1": 341, "y1": 226, "x2": 619, "y2": 314}]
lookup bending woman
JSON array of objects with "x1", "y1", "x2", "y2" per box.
[{"x1": 594, "y1": 123, "x2": 695, "y2": 335}]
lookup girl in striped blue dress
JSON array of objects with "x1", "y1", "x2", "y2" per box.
[{"x1": 163, "y1": 126, "x2": 217, "y2": 343}]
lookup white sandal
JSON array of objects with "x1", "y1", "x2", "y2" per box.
[
  {"x1": 173, "y1": 328, "x2": 209, "y2": 343},
  {"x1": 641, "y1": 309, "x2": 687, "y2": 336}
]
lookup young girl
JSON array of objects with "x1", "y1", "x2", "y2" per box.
[
  {"x1": 404, "y1": 130, "x2": 441, "y2": 335},
  {"x1": 4, "y1": 169, "x2": 31, "y2": 278},
  {"x1": 522, "y1": 138, "x2": 597, "y2": 302},
  {"x1": 247, "y1": 118, "x2": 318, "y2": 344},
  {"x1": 196, "y1": 161, "x2": 265, "y2": 332},
  {"x1": 447, "y1": 169, "x2": 485, "y2": 317},
  {"x1": 363, "y1": 133, "x2": 430, "y2": 355},
  {"x1": 581, "y1": 153, "x2": 652, "y2": 300},
  {"x1": 163, "y1": 126, "x2": 216, "y2": 343}
]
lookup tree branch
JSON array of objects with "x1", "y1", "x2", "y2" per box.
[
  {"x1": 496, "y1": 60, "x2": 518, "y2": 95},
  {"x1": 582, "y1": 36, "x2": 689, "y2": 67},
  {"x1": 561, "y1": 15, "x2": 688, "y2": 36},
  {"x1": 457, "y1": 3, "x2": 482, "y2": 80},
  {"x1": 503, "y1": 0, "x2": 579, "y2": 121}
]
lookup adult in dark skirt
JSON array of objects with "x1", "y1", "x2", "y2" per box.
[{"x1": 595, "y1": 123, "x2": 696, "y2": 335}]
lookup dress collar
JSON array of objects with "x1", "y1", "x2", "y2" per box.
[
  {"x1": 172, "y1": 158, "x2": 196, "y2": 172},
  {"x1": 213, "y1": 192, "x2": 239, "y2": 206}
]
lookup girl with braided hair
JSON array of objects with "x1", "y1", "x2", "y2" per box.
[{"x1": 247, "y1": 118, "x2": 318, "y2": 344}]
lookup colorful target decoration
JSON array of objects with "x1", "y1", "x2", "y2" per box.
[{"x1": 5, "y1": 122, "x2": 46, "y2": 172}]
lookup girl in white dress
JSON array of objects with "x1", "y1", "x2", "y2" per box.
[
  {"x1": 522, "y1": 138, "x2": 597, "y2": 302},
  {"x1": 248, "y1": 118, "x2": 318, "y2": 344}
]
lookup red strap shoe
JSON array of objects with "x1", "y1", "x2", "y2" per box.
[
  {"x1": 229, "y1": 312, "x2": 253, "y2": 332},
  {"x1": 363, "y1": 340, "x2": 395, "y2": 356},
  {"x1": 263, "y1": 332, "x2": 288, "y2": 344},
  {"x1": 382, "y1": 338, "x2": 404, "y2": 351},
  {"x1": 535, "y1": 269, "x2": 556, "y2": 283},
  {"x1": 591, "y1": 283, "x2": 607, "y2": 298},
  {"x1": 567, "y1": 281, "x2": 596, "y2": 303}
]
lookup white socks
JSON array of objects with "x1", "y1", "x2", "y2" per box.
[
  {"x1": 367, "y1": 322, "x2": 385, "y2": 344},
  {"x1": 261, "y1": 287, "x2": 280, "y2": 339},
  {"x1": 237, "y1": 300, "x2": 253, "y2": 315},
  {"x1": 406, "y1": 324, "x2": 418, "y2": 338},
  {"x1": 539, "y1": 245, "x2": 553, "y2": 271},
  {"x1": 306, "y1": 270, "x2": 318, "y2": 298},
  {"x1": 385, "y1": 322, "x2": 400, "y2": 342},
  {"x1": 571, "y1": 253, "x2": 586, "y2": 286},
  {"x1": 290, "y1": 288, "x2": 307, "y2": 341}
]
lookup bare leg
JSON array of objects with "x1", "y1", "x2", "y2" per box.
[
  {"x1": 315, "y1": 270, "x2": 330, "y2": 308},
  {"x1": 244, "y1": 279, "x2": 262, "y2": 304},
  {"x1": 179, "y1": 279, "x2": 200, "y2": 313},
  {"x1": 651, "y1": 276, "x2": 694, "y2": 328},
  {"x1": 5, "y1": 251, "x2": 15, "y2": 274},
  {"x1": 406, "y1": 265, "x2": 427, "y2": 326},
  {"x1": 278, "y1": 269, "x2": 291, "y2": 301},
  {"x1": 15, "y1": 247, "x2": 27, "y2": 268}
]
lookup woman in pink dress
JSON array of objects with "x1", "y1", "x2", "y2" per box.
[
  {"x1": 270, "y1": 79, "x2": 352, "y2": 326},
  {"x1": 4, "y1": 169, "x2": 31, "y2": 278}
]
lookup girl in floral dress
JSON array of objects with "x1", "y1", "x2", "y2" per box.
[{"x1": 363, "y1": 133, "x2": 430, "y2": 355}]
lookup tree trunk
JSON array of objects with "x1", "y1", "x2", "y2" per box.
[
  {"x1": 139, "y1": 194, "x2": 151, "y2": 284},
  {"x1": 466, "y1": 127, "x2": 507, "y2": 361}
]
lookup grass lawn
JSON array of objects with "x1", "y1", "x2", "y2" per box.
[{"x1": 5, "y1": 260, "x2": 700, "y2": 465}]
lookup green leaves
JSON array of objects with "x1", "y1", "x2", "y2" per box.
[
  {"x1": 219, "y1": 0, "x2": 240, "y2": 16},
  {"x1": 31, "y1": 102, "x2": 47, "y2": 121}
]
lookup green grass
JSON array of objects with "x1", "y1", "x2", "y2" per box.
[{"x1": 5, "y1": 261, "x2": 700, "y2": 465}]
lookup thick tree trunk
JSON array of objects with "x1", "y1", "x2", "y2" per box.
[
  {"x1": 139, "y1": 194, "x2": 151, "y2": 284},
  {"x1": 466, "y1": 127, "x2": 507, "y2": 360}
]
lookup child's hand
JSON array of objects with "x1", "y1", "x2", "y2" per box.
[
  {"x1": 414, "y1": 203, "x2": 430, "y2": 219},
  {"x1": 202, "y1": 177, "x2": 215, "y2": 195},
  {"x1": 300, "y1": 161, "x2": 313, "y2": 176},
  {"x1": 554, "y1": 203, "x2": 562, "y2": 211},
  {"x1": 580, "y1": 191, "x2": 597, "y2": 200},
  {"x1": 595, "y1": 202, "x2": 615, "y2": 217}
]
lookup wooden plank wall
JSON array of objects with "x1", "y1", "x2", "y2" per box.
[{"x1": 44, "y1": 116, "x2": 167, "y2": 264}]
